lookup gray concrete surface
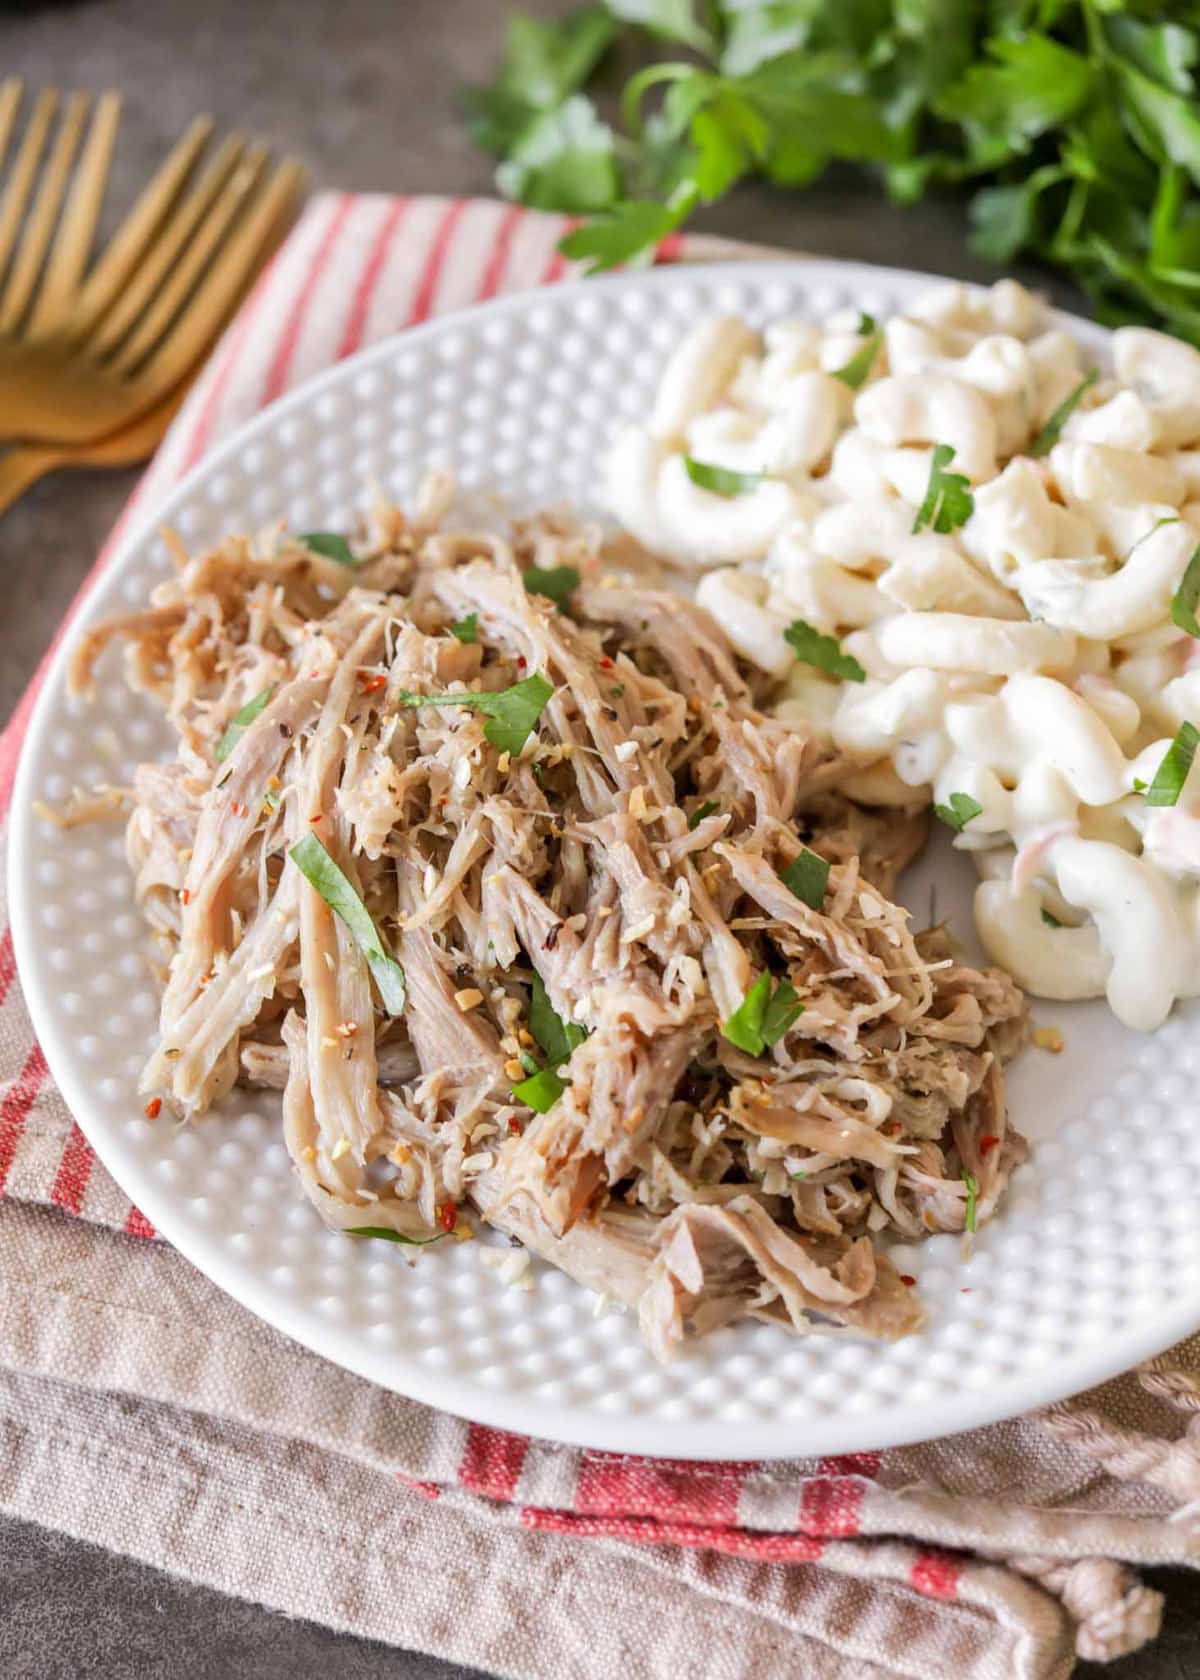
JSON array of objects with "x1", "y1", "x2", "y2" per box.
[{"x1": 2, "y1": 1, "x2": 1198, "y2": 1675}]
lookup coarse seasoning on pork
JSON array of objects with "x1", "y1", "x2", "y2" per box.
[{"x1": 71, "y1": 492, "x2": 1029, "y2": 1359}]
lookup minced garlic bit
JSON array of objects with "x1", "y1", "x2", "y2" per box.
[
  {"x1": 596, "y1": 905, "x2": 613, "y2": 919},
  {"x1": 330, "y1": 1135, "x2": 350, "y2": 1161},
  {"x1": 1032, "y1": 1025, "x2": 1064, "y2": 1054},
  {"x1": 454, "y1": 987, "x2": 484, "y2": 1012},
  {"x1": 504, "y1": 1057, "x2": 525, "y2": 1081},
  {"x1": 613, "y1": 740, "x2": 638, "y2": 763},
  {"x1": 497, "y1": 750, "x2": 512, "y2": 773},
  {"x1": 628, "y1": 785, "x2": 649, "y2": 820}
]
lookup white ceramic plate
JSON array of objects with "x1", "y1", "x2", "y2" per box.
[{"x1": 12, "y1": 262, "x2": 1200, "y2": 1460}]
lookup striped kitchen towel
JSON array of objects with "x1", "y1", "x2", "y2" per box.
[{"x1": 1, "y1": 195, "x2": 1197, "y2": 1680}]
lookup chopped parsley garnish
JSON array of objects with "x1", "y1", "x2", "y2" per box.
[
  {"x1": 722, "y1": 973, "x2": 803, "y2": 1056},
  {"x1": 345, "y1": 1226, "x2": 445, "y2": 1246},
  {"x1": 832, "y1": 330, "x2": 881, "y2": 391},
  {"x1": 688, "y1": 799, "x2": 720, "y2": 830},
  {"x1": 1143, "y1": 721, "x2": 1200, "y2": 808},
  {"x1": 912, "y1": 443, "x2": 974, "y2": 535},
  {"x1": 783, "y1": 620, "x2": 866, "y2": 684},
  {"x1": 1171, "y1": 546, "x2": 1200, "y2": 639},
  {"x1": 214, "y1": 685, "x2": 275, "y2": 763},
  {"x1": 1028, "y1": 369, "x2": 1098, "y2": 458},
  {"x1": 610, "y1": 684, "x2": 625, "y2": 698},
  {"x1": 933, "y1": 791, "x2": 983, "y2": 833},
  {"x1": 962, "y1": 1168, "x2": 978, "y2": 1235},
  {"x1": 529, "y1": 971, "x2": 586, "y2": 1065},
  {"x1": 299, "y1": 531, "x2": 357, "y2": 566},
  {"x1": 856, "y1": 311, "x2": 877, "y2": 334},
  {"x1": 778, "y1": 847, "x2": 830, "y2": 911},
  {"x1": 523, "y1": 564, "x2": 580, "y2": 610},
  {"x1": 288, "y1": 833, "x2": 407, "y2": 1014},
  {"x1": 449, "y1": 613, "x2": 479, "y2": 644},
  {"x1": 396, "y1": 672, "x2": 554, "y2": 756},
  {"x1": 683, "y1": 457, "x2": 764, "y2": 498},
  {"x1": 511, "y1": 1066, "x2": 569, "y2": 1112},
  {"x1": 512, "y1": 972, "x2": 587, "y2": 1113},
  {"x1": 1133, "y1": 778, "x2": 1147, "y2": 793},
  {"x1": 789, "y1": 1170, "x2": 808, "y2": 1181}
]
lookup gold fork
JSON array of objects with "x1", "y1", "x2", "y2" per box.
[
  {"x1": 0, "y1": 385, "x2": 185, "y2": 517},
  {"x1": 0, "y1": 80, "x2": 304, "y2": 445}
]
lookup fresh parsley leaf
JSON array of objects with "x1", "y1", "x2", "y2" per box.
[
  {"x1": 345, "y1": 1226, "x2": 445, "y2": 1246},
  {"x1": 523, "y1": 564, "x2": 581, "y2": 609},
  {"x1": 529, "y1": 971, "x2": 587, "y2": 1067},
  {"x1": 1105, "y1": 17, "x2": 1197, "y2": 98},
  {"x1": 1143, "y1": 721, "x2": 1200, "y2": 807},
  {"x1": 783, "y1": 619, "x2": 866, "y2": 683},
  {"x1": 214, "y1": 685, "x2": 274, "y2": 763},
  {"x1": 962, "y1": 1167, "x2": 978, "y2": 1235},
  {"x1": 396, "y1": 672, "x2": 555, "y2": 756},
  {"x1": 936, "y1": 36, "x2": 1093, "y2": 159},
  {"x1": 690, "y1": 90, "x2": 769, "y2": 200},
  {"x1": 606, "y1": 0, "x2": 712, "y2": 52},
  {"x1": 683, "y1": 456, "x2": 764, "y2": 497},
  {"x1": 464, "y1": 6, "x2": 616, "y2": 155},
  {"x1": 912, "y1": 443, "x2": 974, "y2": 534},
  {"x1": 933, "y1": 791, "x2": 983, "y2": 833},
  {"x1": 1171, "y1": 546, "x2": 1200, "y2": 637},
  {"x1": 289, "y1": 833, "x2": 407, "y2": 1014},
  {"x1": 300, "y1": 532, "x2": 357, "y2": 566},
  {"x1": 761, "y1": 977, "x2": 803, "y2": 1047},
  {"x1": 495, "y1": 95, "x2": 618, "y2": 212},
  {"x1": 778, "y1": 847, "x2": 830, "y2": 911},
  {"x1": 832, "y1": 330, "x2": 881, "y2": 390},
  {"x1": 722, "y1": 972, "x2": 803, "y2": 1055},
  {"x1": 856, "y1": 311, "x2": 877, "y2": 334},
  {"x1": 1028, "y1": 370, "x2": 1099, "y2": 457},
  {"x1": 688, "y1": 799, "x2": 720, "y2": 830},
  {"x1": 512, "y1": 1065, "x2": 569, "y2": 1112},
  {"x1": 449, "y1": 613, "x2": 479, "y2": 644},
  {"x1": 557, "y1": 185, "x2": 695, "y2": 272}
]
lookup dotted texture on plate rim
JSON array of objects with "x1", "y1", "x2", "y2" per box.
[{"x1": 13, "y1": 262, "x2": 1200, "y2": 1459}]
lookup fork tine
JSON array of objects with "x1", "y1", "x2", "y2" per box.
[
  {"x1": 0, "y1": 91, "x2": 90, "y2": 333},
  {"x1": 0, "y1": 87, "x2": 58, "y2": 291},
  {"x1": 27, "y1": 91, "x2": 121, "y2": 337},
  {"x1": 74, "y1": 114, "x2": 212, "y2": 332},
  {"x1": 91, "y1": 131, "x2": 248, "y2": 359},
  {"x1": 128, "y1": 158, "x2": 303, "y2": 391},
  {"x1": 0, "y1": 80, "x2": 22, "y2": 174}
]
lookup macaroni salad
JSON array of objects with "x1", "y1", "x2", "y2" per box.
[{"x1": 606, "y1": 281, "x2": 1200, "y2": 1032}]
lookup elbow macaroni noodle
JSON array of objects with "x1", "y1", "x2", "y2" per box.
[{"x1": 606, "y1": 280, "x2": 1200, "y2": 1031}]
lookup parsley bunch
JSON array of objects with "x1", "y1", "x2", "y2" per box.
[{"x1": 468, "y1": 2, "x2": 1200, "y2": 342}]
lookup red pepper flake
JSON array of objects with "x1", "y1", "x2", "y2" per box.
[
  {"x1": 438, "y1": 1199, "x2": 458, "y2": 1233},
  {"x1": 358, "y1": 673, "x2": 386, "y2": 694},
  {"x1": 309, "y1": 812, "x2": 322, "y2": 823},
  {"x1": 507, "y1": 1116, "x2": 522, "y2": 1135},
  {"x1": 180, "y1": 888, "x2": 191, "y2": 906},
  {"x1": 230, "y1": 800, "x2": 249, "y2": 818},
  {"x1": 979, "y1": 1134, "x2": 1000, "y2": 1155},
  {"x1": 516, "y1": 655, "x2": 527, "y2": 668},
  {"x1": 144, "y1": 1097, "x2": 162, "y2": 1120},
  {"x1": 899, "y1": 1274, "x2": 917, "y2": 1287}
]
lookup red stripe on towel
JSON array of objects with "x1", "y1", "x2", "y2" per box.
[
  {"x1": 50, "y1": 1122, "x2": 95, "y2": 1214},
  {"x1": 0, "y1": 1043, "x2": 47, "y2": 1195},
  {"x1": 459, "y1": 1424, "x2": 529, "y2": 1499},
  {"x1": 910, "y1": 1549, "x2": 963, "y2": 1600},
  {"x1": 260, "y1": 193, "x2": 355, "y2": 403},
  {"x1": 521, "y1": 1506, "x2": 826, "y2": 1562},
  {"x1": 475, "y1": 204, "x2": 525, "y2": 300},
  {"x1": 407, "y1": 199, "x2": 467, "y2": 324},
  {"x1": 337, "y1": 197, "x2": 411, "y2": 358}
]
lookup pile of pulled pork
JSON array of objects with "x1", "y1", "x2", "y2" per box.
[{"x1": 71, "y1": 480, "x2": 1028, "y2": 1358}]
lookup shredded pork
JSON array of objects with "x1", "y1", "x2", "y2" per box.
[{"x1": 72, "y1": 494, "x2": 1029, "y2": 1359}]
